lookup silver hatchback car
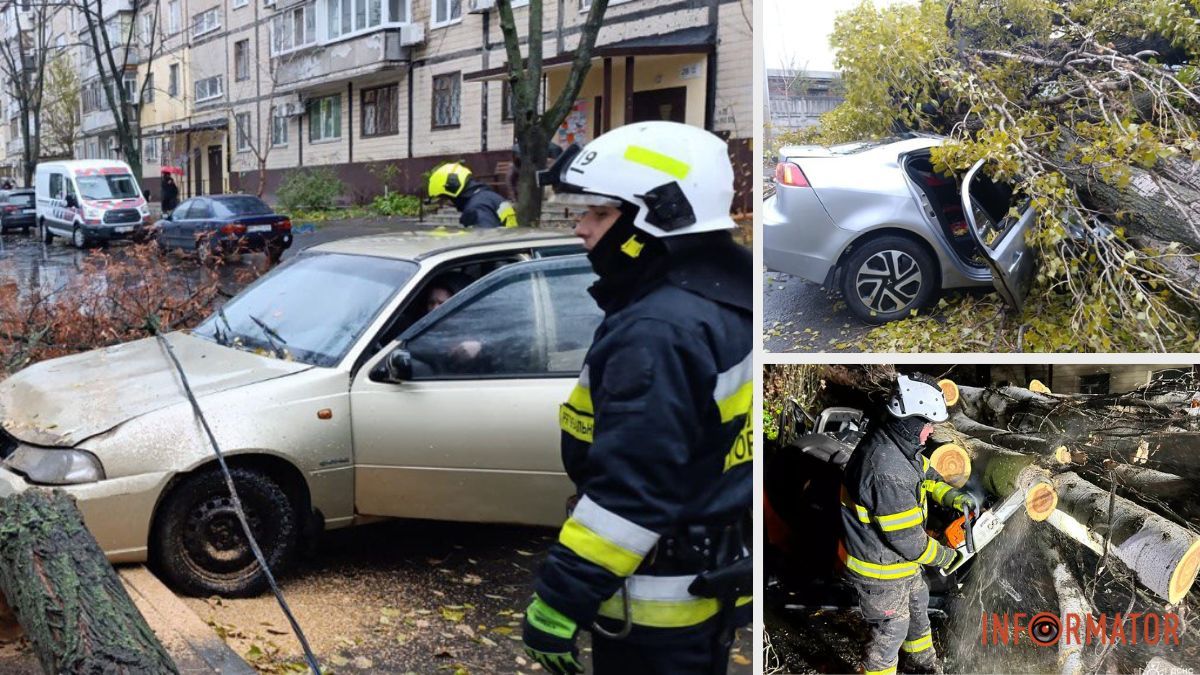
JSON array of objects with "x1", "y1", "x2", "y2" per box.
[{"x1": 763, "y1": 136, "x2": 1035, "y2": 324}]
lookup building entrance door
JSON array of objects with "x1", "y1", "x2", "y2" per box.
[
  {"x1": 631, "y1": 86, "x2": 688, "y2": 124},
  {"x1": 207, "y1": 145, "x2": 224, "y2": 195}
]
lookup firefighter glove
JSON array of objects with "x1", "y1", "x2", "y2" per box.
[
  {"x1": 932, "y1": 543, "x2": 957, "y2": 569},
  {"x1": 522, "y1": 596, "x2": 584, "y2": 675},
  {"x1": 945, "y1": 488, "x2": 977, "y2": 514}
]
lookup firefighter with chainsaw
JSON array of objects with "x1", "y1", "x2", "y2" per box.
[
  {"x1": 427, "y1": 162, "x2": 518, "y2": 228},
  {"x1": 841, "y1": 373, "x2": 978, "y2": 675},
  {"x1": 521, "y1": 121, "x2": 752, "y2": 674}
]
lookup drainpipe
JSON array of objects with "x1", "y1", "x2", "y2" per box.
[{"x1": 347, "y1": 81, "x2": 353, "y2": 164}]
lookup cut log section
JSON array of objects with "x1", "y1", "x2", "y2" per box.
[
  {"x1": 0, "y1": 489, "x2": 178, "y2": 674},
  {"x1": 929, "y1": 443, "x2": 971, "y2": 488},
  {"x1": 929, "y1": 426, "x2": 1058, "y2": 520},
  {"x1": 1053, "y1": 472, "x2": 1200, "y2": 604},
  {"x1": 938, "y1": 379, "x2": 960, "y2": 408}
]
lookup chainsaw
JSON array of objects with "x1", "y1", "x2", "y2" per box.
[{"x1": 938, "y1": 488, "x2": 1028, "y2": 576}]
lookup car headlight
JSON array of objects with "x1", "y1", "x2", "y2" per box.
[
  {"x1": 4, "y1": 445, "x2": 105, "y2": 484},
  {"x1": 84, "y1": 207, "x2": 101, "y2": 221}
]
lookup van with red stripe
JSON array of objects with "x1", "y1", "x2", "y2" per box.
[{"x1": 35, "y1": 160, "x2": 152, "y2": 249}]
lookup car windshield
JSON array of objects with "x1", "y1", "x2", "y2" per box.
[
  {"x1": 214, "y1": 196, "x2": 273, "y2": 217},
  {"x1": 7, "y1": 193, "x2": 32, "y2": 206},
  {"x1": 192, "y1": 253, "x2": 418, "y2": 367},
  {"x1": 76, "y1": 173, "x2": 140, "y2": 200}
]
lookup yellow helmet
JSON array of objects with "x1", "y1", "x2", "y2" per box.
[{"x1": 428, "y1": 163, "x2": 472, "y2": 199}]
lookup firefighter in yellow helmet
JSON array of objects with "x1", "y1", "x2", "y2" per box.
[{"x1": 427, "y1": 162, "x2": 518, "y2": 228}]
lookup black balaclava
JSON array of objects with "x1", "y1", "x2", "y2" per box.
[
  {"x1": 883, "y1": 414, "x2": 927, "y2": 458},
  {"x1": 586, "y1": 202, "x2": 668, "y2": 312}
]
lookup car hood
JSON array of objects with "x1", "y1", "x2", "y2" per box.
[{"x1": 0, "y1": 331, "x2": 312, "y2": 447}]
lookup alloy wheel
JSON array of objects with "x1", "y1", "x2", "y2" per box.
[{"x1": 854, "y1": 250, "x2": 924, "y2": 314}]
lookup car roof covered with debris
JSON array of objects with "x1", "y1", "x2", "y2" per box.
[{"x1": 308, "y1": 227, "x2": 578, "y2": 261}]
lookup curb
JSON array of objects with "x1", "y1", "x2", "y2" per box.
[{"x1": 119, "y1": 566, "x2": 256, "y2": 674}]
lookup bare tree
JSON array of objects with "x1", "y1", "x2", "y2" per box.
[
  {"x1": 229, "y1": 55, "x2": 291, "y2": 199},
  {"x1": 41, "y1": 49, "x2": 80, "y2": 157},
  {"x1": 496, "y1": 0, "x2": 610, "y2": 226},
  {"x1": 74, "y1": 0, "x2": 163, "y2": 178},
  {"x1": 0, "y1": 0, "x2": 60, "y2": 184}
]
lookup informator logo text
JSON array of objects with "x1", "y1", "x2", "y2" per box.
[{"x1": 981, "y1": 612, "x2": 1181, "y2": 647}]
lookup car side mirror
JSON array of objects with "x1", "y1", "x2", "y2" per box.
[
  {"x1": 370, "y1": 348, "x2": 413, "y2": 383},
  {"x1": 64, "y1": 194, "x2": 78, "y2": 208}
]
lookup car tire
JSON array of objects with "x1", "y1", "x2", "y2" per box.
[
  {"x1": 21, "y1": 226, "x2": 29, "y2": 235},
  {"x1": 840, "y1": 235, "x2": 938, "y2": 324},
  {"x1": 71, "y1": 225, "x2": 88, "y2": 250},
  {"x1": 151, "y1": 466, "x2": 300, "y2": 598},
  {"x1": 39, "y1": 219, "x2": 53, "y2": 244}
]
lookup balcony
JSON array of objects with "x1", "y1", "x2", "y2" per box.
[{"x1": 274, "y1": 24, "x2": 424, "y2": 91}]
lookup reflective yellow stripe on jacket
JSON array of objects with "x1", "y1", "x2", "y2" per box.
[
  {"x1": 558, "y1": 495, "x2": 659, "y2": 577},
  {"x1": 597, "y1": 574, "x2": 753, "y2": 628},
  {"x1": 560, "y1": 366, "x2": 593, "y2": 443},
  {"x1": 841, "y1": 488, "x2": 924, "y2": 532},
  {"x1": 715, "y1": 353, "x2": 753, "y2": 472},
  {"x1": 843, "y1": 554, "x2": 919, "y2": 580},
  {"x1": 497, "y1": 200, "x2": 518, "y2": 228}
]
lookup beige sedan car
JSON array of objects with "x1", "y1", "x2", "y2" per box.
[{"x1": 0, "y1": 229, "x2": 599, "y2": 596}]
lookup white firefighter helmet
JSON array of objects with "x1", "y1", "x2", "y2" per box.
[
  {"x1": 537, "y1": 121, "x2": 737, "y2": 238},
  {"x1": 887, "y1": 374, "x2": 948, "y2": 423}
]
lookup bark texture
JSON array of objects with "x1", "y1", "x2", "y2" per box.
[{"x1": 0, "y1": 489, "x2": 178, "y2": 674}]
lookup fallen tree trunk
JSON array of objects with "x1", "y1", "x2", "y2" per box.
[
  {"x1": 0, "y1": 489, "x2": 178, "y2": 674},
  {"x1": 1100, "y1": 460, "x2": 1191, "y2": 499},
  {"x1": 1052, "y1": 472, "x2": 1200, "y2": 604},
  {"x1": 1047, "y1": 546, "x2": 1093, "y2": 675}
]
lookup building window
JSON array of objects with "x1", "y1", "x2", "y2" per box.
[
  {"x1": 271, "y1": 112, "x2": 288, "y2": 146},
  {"x1": 194, "y1": 75, "x2": 224, "y2": 102},
  {"x1": 321, "y1": 0, "x2": 404, "y2": 40},
  {"x1": 361, "y1": 84, "x2": 398, "y2": 137},
  {"x1": 233, "y1": 0, "x2": 249, "y2": 7},
  {"x1": 123, "y1": 73, "x2": 137, "y2": 100},
  {"x1": 167, "y1": 0, "x2": 180, "y2": 33},
  {"x1": 168, "y1": 63, "x2": 179, "y2": 97},
  {"x1": 236, "y1": 112, "x2": 252, "y2": 151},
  {"x1": 144, "y1": 137, "x2": 159, "y2": 163},
  {"x1": 1079, "y1": 373, "x2": 1110, "y2": 395},
  {"x1": 235, "y1": 39, "x2": 250, "y2": 80},
  {"x1": 432, "y1": 72, "x2": 460, "y2": 129},
  {"x1": 144, "y1": 72, "x2": 155, "y2": 103},
  {"x1": 308, "y1": 94, "x2": 341, "y2": 142},
  {"x1": 432, "y1": 0, "x2": 460, "y2": 26},
  {"x1": 141, "y1": 13, "x2": 153, "y2": 44},
  {"x1": 192, "y1": 8, "x2": 220, "y2": 37},
  {"x1": 272, "y1": 4, "x2": 316, "y2": 55},
  {"x1": 501, "y1": 80, "x2": 513, "y2": 122},
  {"x1": 162, "y1": 136, "x2": 174, "y2": 162}
]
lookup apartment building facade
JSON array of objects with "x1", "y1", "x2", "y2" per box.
[{"x1": 3, "y1": 0, "x2": 752, "y2": 208}]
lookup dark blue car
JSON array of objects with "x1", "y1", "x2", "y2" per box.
[{"x1": 157, "y1": 194, "x2": 292, "y2": 264}]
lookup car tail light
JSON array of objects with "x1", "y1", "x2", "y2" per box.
[
  {"x1": 274, "y1": 218, "x2": 292, "y2": 231},
  {"x1": 220, "y1": 223, "x2": 246, "y2": 235},
  {"x1": 2, "y1": 205, "x2": 16, "y2": 213},
  {"x1": 775, "y1": 161, "x2": 810, "y2": 188}
]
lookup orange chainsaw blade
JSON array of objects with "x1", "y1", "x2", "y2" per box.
[{"x1": 944, "y1": 515, "x2": 967, "y2": 549}]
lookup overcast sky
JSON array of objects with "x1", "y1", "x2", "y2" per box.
[{"x1": 763, "y1": 0, "x2": 914, "y2": 73}]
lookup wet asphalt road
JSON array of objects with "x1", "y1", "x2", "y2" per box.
[{"x1": 763, "y1": 271, "x2": 873, "y2": 353}]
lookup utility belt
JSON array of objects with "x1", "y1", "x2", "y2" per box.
[{"x1": 637, "y1": 520, "x2": 749, "y2": 576}]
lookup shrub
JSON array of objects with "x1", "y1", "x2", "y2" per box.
[
  {"x1": 276, "y1": 167, "x2": 344, "y2": 212},
  {"x1": 370, "y1": 192, "x2": 421, "y2": 217}
]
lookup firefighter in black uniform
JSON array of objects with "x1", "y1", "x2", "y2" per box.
[
  {"x1": 521, "y1": 121, "x2": 752, "y2": 674},
  {"x1": 427, "y1": 162, "x2": 518, "y2": 228},
  {"x1": 841, "y1": 373, "x2": 978, "y2": 675}
]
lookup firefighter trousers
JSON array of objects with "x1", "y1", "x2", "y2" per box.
[{"x1": 850, "y1": 573, "x2": 937, "y2": 675}]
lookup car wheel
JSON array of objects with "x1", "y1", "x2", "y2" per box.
[
  {"x1": 39, "y1": 220, "x2": 52, "y2": 244},
  {"x1": 840, "y1": 235, "x2": 937, "y2": 324},
  {"x1": 21, "y1": 226, "x2": 29, "y2": 235},
  {"x1": 71, "y1": 225, "x2": 87, "y2": 250},
  {"x1": 151, "y1": 466, "x2": 300, "y2": 597}
]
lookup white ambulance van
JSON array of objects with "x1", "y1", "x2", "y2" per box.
[{"x1": 36, "y1": 160, "x2": 151, "y2": 248}]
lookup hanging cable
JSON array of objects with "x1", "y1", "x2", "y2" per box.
[{"x1": 153, "y1": 329, "x2": 321, "y2": 674}]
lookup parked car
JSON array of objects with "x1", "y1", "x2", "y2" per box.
[
  {"x1": 0, "y1": 188, "x2": 36, "y2": 234},
  {"x1": 157, "y1": 194, "x2": 294, "y2": 264},
  {"x1": 763, "y1": 136, "x2": 1036, "y2": 323},
  {"x1": 0, "y1": 229, "x2": 594, "y2": 596},
  {"x1": 35, "y1": 160, "x2": 152, "y2": 249}
]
